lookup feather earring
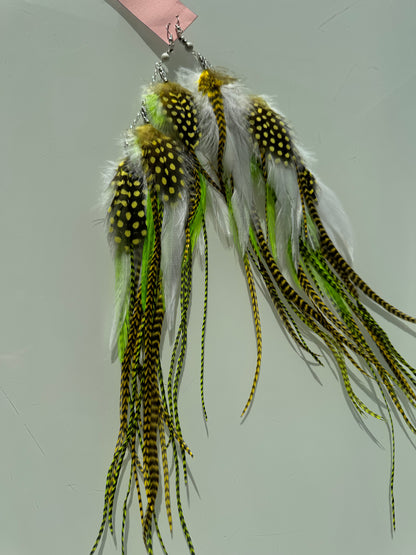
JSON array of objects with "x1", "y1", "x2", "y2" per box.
[
  {"x1": 91, "y1": 29, "x2": 209, "y2": 555},
  {"x1": 171, "y1": 21, "x2": 416, "y2": 528},
  {"x1": 92, "y1": 20, "x2": 416, "y2": 554}
]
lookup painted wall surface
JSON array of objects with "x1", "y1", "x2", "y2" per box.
[{"x1": 1, "y1": 1, "x2": 416, "y2": 554}]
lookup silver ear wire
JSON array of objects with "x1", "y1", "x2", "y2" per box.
[
  {"x1": 151, "y1": 23, "x2": 175, "y2": 84},
  {"x1": 175, "y1": 16, "x2": 211, "y2": 70},
  {"x1": 125, "y1": 23, "x2": 176, "y2": 145},
  {"x1": 175, "y1": 18, "x2": 193, "y2": 51},
  {"x1": 160, "y1": 23, "x2": 174, "y2": 62}
]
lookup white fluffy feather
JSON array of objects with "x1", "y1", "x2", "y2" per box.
[
  {"x1": 205, "y1": 185, "x2": 232, "y2": 247},
  {"x1": 268, "y1": 162, "x2": 303, "y2": 272},
  {"x1": 222, "y1": 81, "x2": 254, "y2": 251},
  {"x1": 161, "y1": 192, "x2": 189, "y2": 333},
  {"x1": 109, "y1": 248, "x2": 132, "y2": 362},
  {"x1": 101, "y1": 160, "x2": 120, "y2": 215},
  {"x1": 316, "y1": 180, "x2": 354, "y2": 264}
]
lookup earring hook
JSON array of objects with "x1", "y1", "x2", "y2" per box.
[{"x1": 175, "y1": 16, "x2": 211, "y2": 69}]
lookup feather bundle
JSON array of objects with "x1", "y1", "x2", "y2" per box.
[{"x1": 92, "y1": 49, "x2": 416, "y2": 555}]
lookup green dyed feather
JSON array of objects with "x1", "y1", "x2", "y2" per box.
[{"x1": 140, "y1": 194, "x2": 156, "y2": 311}]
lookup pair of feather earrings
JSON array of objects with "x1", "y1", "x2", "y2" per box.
[{"x1": 91, "y1": 21, "x2": 416, "y2": 554}]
